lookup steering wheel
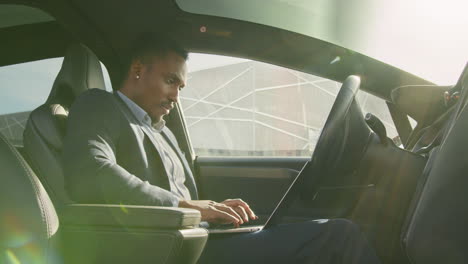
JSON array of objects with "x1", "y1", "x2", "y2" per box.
[
  {"x1": 300, "y1": 75, "x2": 367, "y2": 198},
  {"x1": 265, "y1": 75, "x2": 371, "y2": 227}
]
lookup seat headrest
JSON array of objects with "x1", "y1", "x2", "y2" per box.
[
  {"x1": 47, "y1": 44, "x2": 106, "y2": 107},
  {"x1": 453, "y1": 62, "x2": 468, "y2": 115},
  {"x1": 391, "y1": 85, "x2": 451, "y2": 125}
]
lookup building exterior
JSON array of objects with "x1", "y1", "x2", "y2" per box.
[{"x1": 180, "y1": 60, "x2": 397, "y2": 157}]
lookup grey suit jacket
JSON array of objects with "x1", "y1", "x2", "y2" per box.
[{"x1": 62, "y1": 88, "x2": 198, "y2": 206}]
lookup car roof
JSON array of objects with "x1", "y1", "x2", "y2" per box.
[{"x1": 1, "y1": 0, "x2": 432, "y2": 100}]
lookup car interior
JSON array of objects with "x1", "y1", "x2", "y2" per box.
[{"x1": 1, "y1": 1, "x2": 467, "y2": 264}]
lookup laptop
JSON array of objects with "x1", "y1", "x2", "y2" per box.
[{"x1": 206, "y1": 161, "x2": 312, "y2": 234}]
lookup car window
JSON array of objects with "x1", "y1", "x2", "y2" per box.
[
  {"x1": 182, "y1": 53, "x2": 397, "y2": 157},
  {"x1": 356, "y1": 91, "x2": 398, "y2": 139},
  {"x1": 0, "y1": 58, "x2": 112, "y2": 146}
]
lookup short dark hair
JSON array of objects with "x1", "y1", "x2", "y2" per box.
[{"x1": 122, "y1": 33, "x2": 188, "y2": 81}]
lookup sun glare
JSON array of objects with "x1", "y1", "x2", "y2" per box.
[{"x1": 356, "y1": 0, "x2": 468, "y2": 84}]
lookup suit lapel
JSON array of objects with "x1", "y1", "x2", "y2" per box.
[
  {"x1": 112, "y1": 92, "x2": 173, "y2": 182},
  {"x1": 113, "y1": 92, "x2": 198, "y2": 199}
]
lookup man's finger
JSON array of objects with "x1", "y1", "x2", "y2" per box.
[
  {"x1": 223, "y1": 199, "x2": 258, "y2": 220},
  {"x1": 236, "y1": 200, "x2": 257, "y2": 220},
  {"x1": 243, "y1": 205, "x2": 258, "y2": 220},
  {"x1": 233, "y1": 205, "x2": 249, "y2": 222},
  {"x1": 214, "y1": 204, "x2": 244, "y2": 224},
  {"x1": 213, "y1": 208, "x2": 241, "y2": 227}
]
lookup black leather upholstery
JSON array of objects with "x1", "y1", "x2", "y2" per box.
[
  {"x1": 406, "y1": 106, "x2": 455, "y2": 154},
  {"x1": 403, "y1": 66, "x2": 468, "y2": 263},
  {"x1": 1, "y1": 131, "x2": 208, "y2": 264},
  {"x1": 23, "y1": 43, "x2": 106, "y2": 206},
  {"x1": 391, "y1": 85, "x2": 450, "y2": 125},
  {"x1": 0, "y1": 133, "x2": 61, "y2": 264}
]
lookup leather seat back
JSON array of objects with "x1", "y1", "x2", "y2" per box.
[
  {"x1": 0, "y1": 133, "x2": 60, "y2": 264},
  {"x1": 23, "y1": 44, "x2": 106, "y2": 207},
  {"x1": 404, "y1": 65, "x2": 468, "y2": 263}
]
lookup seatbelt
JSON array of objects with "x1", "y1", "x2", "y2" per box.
[{"x1": 411, "y1": 106, "x2": 455, "y2": 155}]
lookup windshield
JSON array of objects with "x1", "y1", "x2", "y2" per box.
[{"x1": 176, "y1": 0, "x2": 467, "y2": 85}]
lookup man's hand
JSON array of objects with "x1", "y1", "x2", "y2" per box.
[
  {"x1": 179, "y1": 199, "x2": 258, "y2": 228},
  {"x1": 220, "y1": 199, "x2": 258, "y2": 223}
]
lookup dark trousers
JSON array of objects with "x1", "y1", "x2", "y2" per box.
[{"x1": 198, "y1": 219, "x2": 381, "y2": 264}]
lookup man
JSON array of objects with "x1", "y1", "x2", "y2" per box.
[{"x1": 63, "y1": 34, "x2": 380, "y2": 263}]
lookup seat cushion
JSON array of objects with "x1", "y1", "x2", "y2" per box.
[
  {"x1": 0, "y1": 133, "x2": 60, "y2": 264},
  {"x1": 23, "y1": 103, "x2": 71, "y2": 205}
]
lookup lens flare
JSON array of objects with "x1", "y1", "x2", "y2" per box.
[{"x1": 5, "y1": 250, "x2": 21, "y2": 264}]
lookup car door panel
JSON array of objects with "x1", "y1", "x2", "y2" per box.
[
  {"x1": 195, "y1": 157, "x2": 379, "y2": 223},
  {"x1": 195, "y1": 157, "x2": 303, "y2": 221}
]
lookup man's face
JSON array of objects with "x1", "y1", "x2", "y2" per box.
[{"x1": 131, "y1": 51, "x2": 187, "y2": 123}]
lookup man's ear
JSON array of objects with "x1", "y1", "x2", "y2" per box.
[{"x1": 130, "y1": 59, "x2": 143, "y2": 78}]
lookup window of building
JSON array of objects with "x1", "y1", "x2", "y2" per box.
[
  {"x1": 408, "y1": 115, "x2": 418, "y2": 129},
  {"x1": 355, "y1": 91, "x2": 398, "y2": 139},
  {"x1": 181, "y1": 53, "x2": 397, "y2": 157}
]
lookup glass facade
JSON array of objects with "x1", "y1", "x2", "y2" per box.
[{"x1": 182, "y1": 54, "x2": 397, "y2": 157}]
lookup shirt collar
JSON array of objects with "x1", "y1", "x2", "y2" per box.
[
  {"x1": 117, "y1": 91, "x2": 165, "y2": 132},
  {"x1": 152, "y1": 119, "x2": 166, "y2": 132}
]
